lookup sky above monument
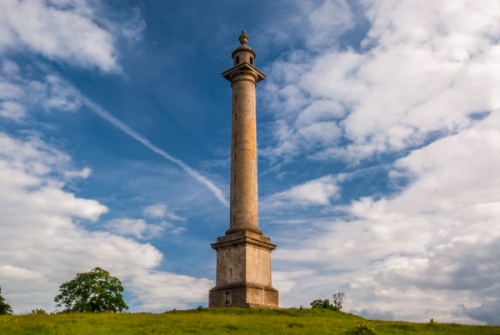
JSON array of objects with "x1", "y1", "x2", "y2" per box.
[{"x1": 1, "y1": 0, "x2": 500, "y2": 325}]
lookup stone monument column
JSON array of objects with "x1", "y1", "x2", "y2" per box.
[
  {"x1": 225, "y1": 30, "x2": 263, "y2": 236},
  {"x1": 209, "y1": 31, "x2": 279, "y2": 308}
]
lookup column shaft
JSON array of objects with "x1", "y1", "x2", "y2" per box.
[{"x1": 227, "y1": 74, "x2": 261, "y2": 235}]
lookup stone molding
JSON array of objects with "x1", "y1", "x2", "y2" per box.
[{"x1": 211, "y1": 230, "x2": 276, "y2": 251}]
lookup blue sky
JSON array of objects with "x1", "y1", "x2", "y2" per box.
[{"x1": 1, "y1": 0, "x2": 500, "y2": 325}]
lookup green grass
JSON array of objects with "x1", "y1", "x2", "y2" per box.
[{"x1": 0, "y1": 308, "x2": 498, "y2": 335}]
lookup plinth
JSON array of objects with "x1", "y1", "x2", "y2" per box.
[{"x1": 209, "y1": 230, "x2": 278, "y2": 308}]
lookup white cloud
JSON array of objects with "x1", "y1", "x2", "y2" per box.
[
  {"x1": 40, "y1": 75, "x2": 83, "y2": 111},
  {"x1": 0, "y1": 0, "x2": 144, "y2": 72},
  {"x1": 0, "y1": 0, "x2": 219, "y2": 315},
  {"x1": 262, "y1": 175, "x2": 343, "y2": 210},
  {"x1": 295, "y1": 99, "x2": 345, "y2": 127},
  {"x1": 63, "y1": 167, "x2": 91, "y2": 179},
  {"x1": 263, "y1": 0, "x2": 500, "y2": 163},
  {"x1": 0, "y1": 61, "x2": 84, "y2": 123},
  {"x1": 143, "y1": 204, "x2": 185, "y2": 221},
  {"x1": 273, "y1": 269, "x2": 316, "y2": 295},
  {"x1": 0, "y1": 101, "x2": 25, "y2": 120},
  {"x1": 0, "y1": 58, "x2": 229, "y2": 207},
  {"x1": 306, "y1": 0, "x2": 355, "y2": 49},
  {"x1": 462, "y1": 299, "x2": 500, "y2": 325},
  {"x1": 0, "y1": 132, "x2": 211, "y2": 313},
  {"x1": 272, "y1": 110, "x2": 500, "y2": 323},
  {"x1": 127, "y1": 271, "x2": 213, "y2": 311},
  {"x1": 255, "y1": 0, "x2": 355, "y2": 55},
  {"x1": 104, "y1": 216, "x2": 185, "y2": 239},
  {"x1": 105, "y1": 218, "x2": 165, "y2": 240},
  {"x1": 143, "y1": 204, "x2": 168, "y2": 219},
  {"x1": 0, "y1": 265, "x2": 43, "y2": 281},
  {"x1": 263, "y1": 0, "x2": 500, "y2": 323},
  {"x1": 298, "y1": 122, "x2": 341, "y2": 146}
]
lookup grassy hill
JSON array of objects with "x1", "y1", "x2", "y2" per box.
[{"x1": 1, "y1": 308, "x2": 498, "y2": 335}]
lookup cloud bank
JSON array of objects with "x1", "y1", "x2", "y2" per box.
[
  {"x1": 262, "y1": 0, "x2": 500, "y2": 324},
  {"x1": 0, "y1": 128, "x2": 212, "y2": 312},
  {"x1": 0, "y1": 0, "x2": 144, "y2": 72},
  {"x1": 0, "y1": 0, "x2": 214, "y2": 313}
]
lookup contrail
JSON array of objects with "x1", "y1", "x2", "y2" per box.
[{"x1": 81, "y1": 97, "x2": 229, "y2": 208}]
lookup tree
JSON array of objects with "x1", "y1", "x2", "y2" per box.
[
  {"x1": 310, "y1": 292, "x2": 345, "y2": 311},
  {"x1": 331, "y1": 292, "x2": 345, "y2": 311},
  {"x1": 54, "y1": 267, "x2": 129, "y2": 312},
  {"x1": 0, "y1": 294, "x2": 13, "y2": 315},
  {"x1": 310, "y1": 298, "x2": 332, "y2": 309}
]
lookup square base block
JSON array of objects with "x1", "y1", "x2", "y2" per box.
[
  {"x1": 209, "y1": 230, "x2": 279, "y2": 308},
  {"x1": 209, "y1": 282, "x2": 279, "y2": 308}
]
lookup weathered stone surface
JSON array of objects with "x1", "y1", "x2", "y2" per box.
[
  {"x1": 209, "y1": 231, "x2": 278, "y2": 308},
  {"x1": 210, "y1": 31, "x2": 278, "y2": 308},
  {"x1": 228, "y1": 76, "x2": 260, "y2": 235},
  {"x1": 209, "y1": 283, "x2": 279, "y2": 308}
]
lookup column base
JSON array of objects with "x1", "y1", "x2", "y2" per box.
[
  {"x1": 209, "y1": 282, "x2": 279, "y2": 308},
  {"x1": 210, "y1": 230, "x2": 279, "y2": 308},
  {"x1": 225, "y1": 226, "x2": 262, "y2": 235}
]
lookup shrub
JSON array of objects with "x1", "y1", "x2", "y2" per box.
[
  {"x1": 310, "y1": 299, "x2": 332, "y2": 309},
  {"x1": 224, "y1": 323, "x2": 239, "y2": 330},
  {"x1": 0, "y1": 294, "x2": 13, "y2": 315},
  {"x1": 349, "y1": 322, "x2": 376, "y2": 335},
  {"x1": 31, "y1": 309, "x2": 47, "y2": 315},
  {"x1": 310, "y1": 292, "x2": 345, "y2": 311}
]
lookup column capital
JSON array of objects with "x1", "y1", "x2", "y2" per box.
[{"x1": 221, "y1": 62, "x2": 266, "y2": 83}]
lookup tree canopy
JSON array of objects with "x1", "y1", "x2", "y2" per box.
[
  {"x1": 310, "y1": 292, "x2": 345, "y2": 311},
  {"x1": 54, "y1": 267, "x2": 129, "y2": 312},
  {"x1": 0, "y1": 294, "x2": 13, "y2": 315}
]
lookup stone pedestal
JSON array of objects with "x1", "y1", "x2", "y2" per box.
[{"x1": 209, "y1": 230, "x2": 279, "y2": 308}]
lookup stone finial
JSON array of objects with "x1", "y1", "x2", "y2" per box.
[{"x1": 239, "y1": 30, "x2": 249, "y2": 45}]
